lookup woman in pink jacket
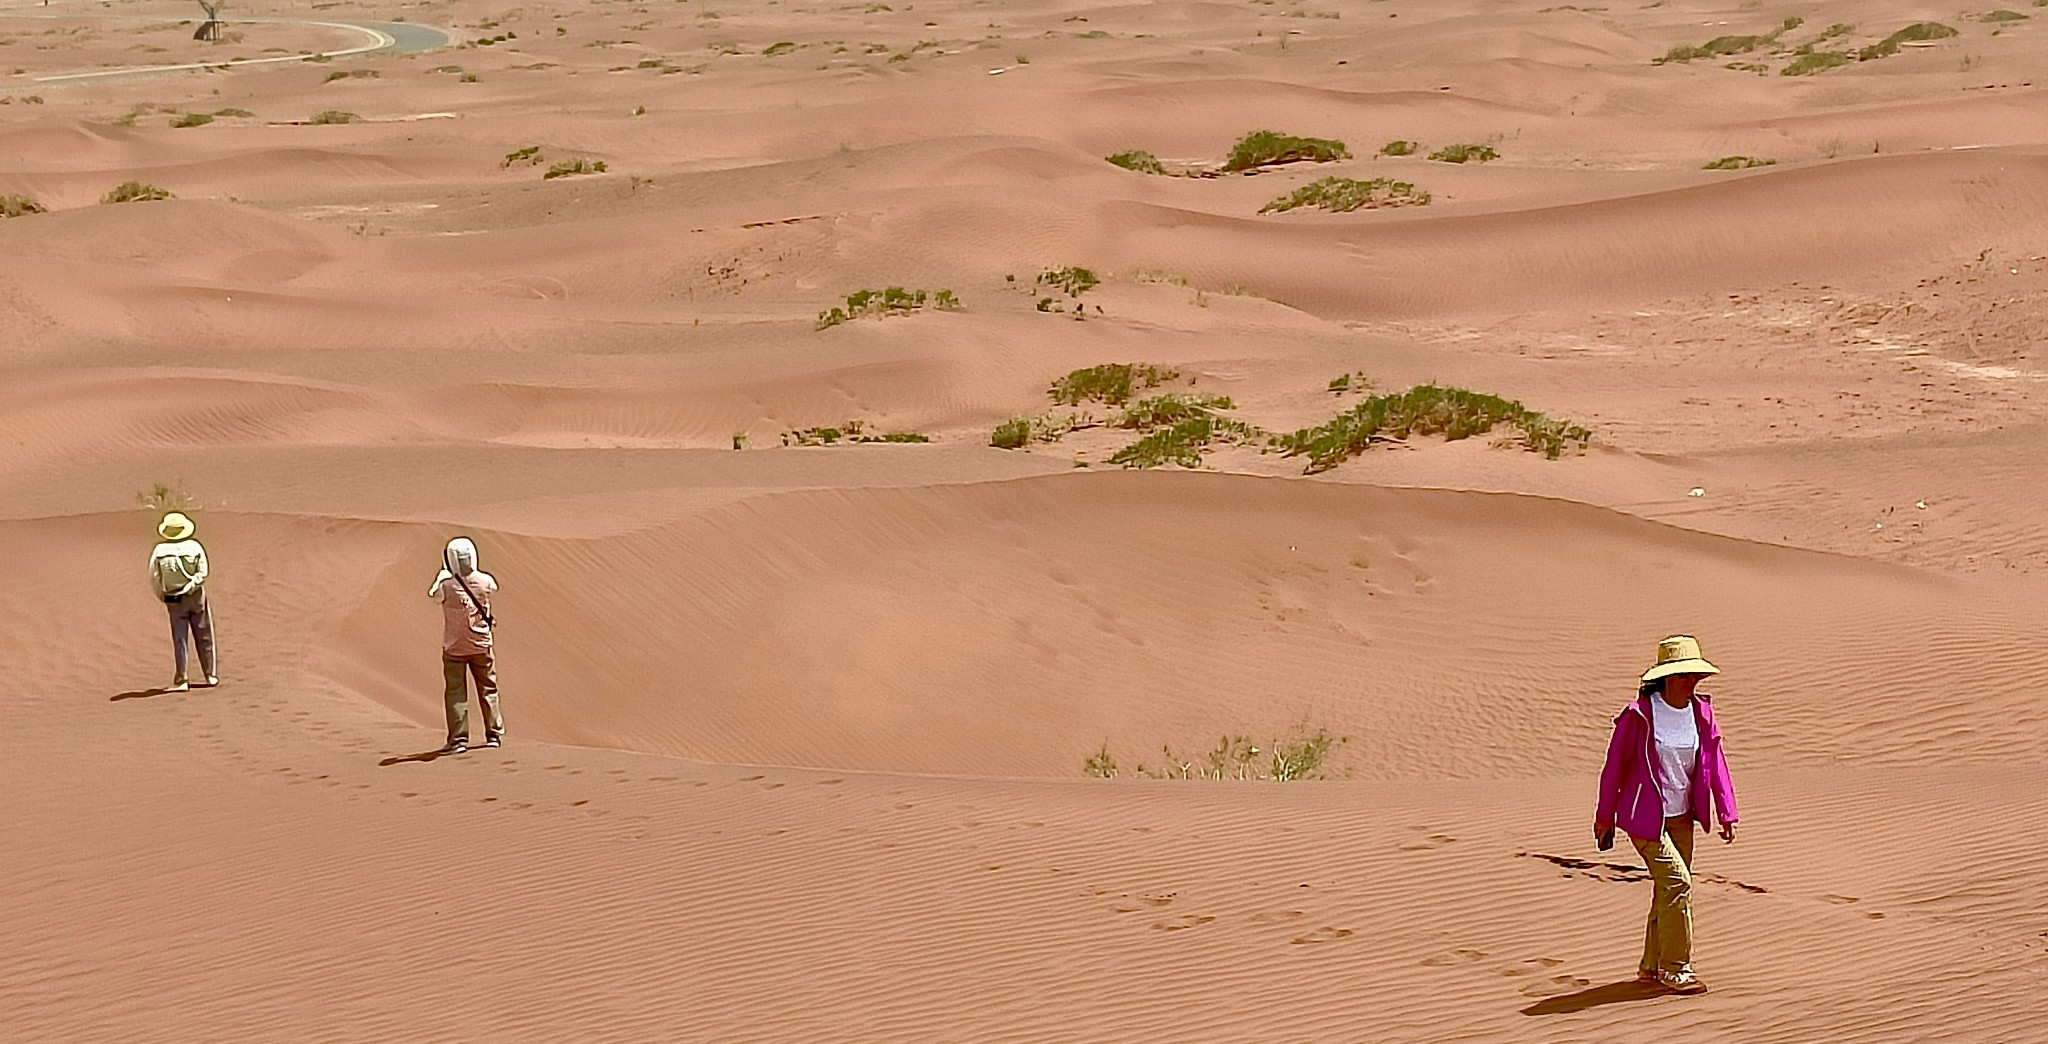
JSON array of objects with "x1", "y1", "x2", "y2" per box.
[{"x1": 1593, "y1": 635, "x2": 1740, "y2": 996}]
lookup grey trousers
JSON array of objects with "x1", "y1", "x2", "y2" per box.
[
  {"x1": 166, "y1": 593, "x2": 216, "y2": 684},
  {"x1": 443, "y1": 653, "x2": 502, "y2": 744}
]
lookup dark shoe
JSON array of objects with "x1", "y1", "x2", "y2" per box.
[
  {"x1": 483, "y1": 733, "x2": 502, "y2": 749},
  {"x1": 440, "y1": 739, "x2": 469, "y2": 756}
]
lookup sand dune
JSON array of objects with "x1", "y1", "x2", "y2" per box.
[{"x1": 6, "y1": 0, "x2": 2048, "y2": 1039}]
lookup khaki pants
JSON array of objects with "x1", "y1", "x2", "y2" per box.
[
  {"x1": 442, "y1": 653, "x2": 502, "y2": 745},
  {"x1": 1631, "y1": 816, "x2": 1695, "y2": 975}
]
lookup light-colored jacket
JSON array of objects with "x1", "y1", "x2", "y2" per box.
[
  {"x1": 1594, "y1": 692, "x2": 1740, "y2": 843},
  {"x1": 150, "y1": 539, "x2": 209, "y2": 599},
  {"x1": 429, "y1": 537, "x2": 495, "y2": 657}
]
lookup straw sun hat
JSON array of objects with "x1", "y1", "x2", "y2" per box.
[
  {"x1": 157, "y1": 512, "x2": 195, "y2": 541},
  {"x1": 1641, "y1": 634, "x2": 1720, "y2": 682}
]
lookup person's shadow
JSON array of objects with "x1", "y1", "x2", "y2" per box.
[
  {"x1": 109, "y1": 687, "x2": 175, "y2": 702},
  {"x1": 1521, "y1": 979, "x2": 1667, "y2": 1016},
  {"x1": 379, "y1": 748, "x2": 457, "y2": 766}
]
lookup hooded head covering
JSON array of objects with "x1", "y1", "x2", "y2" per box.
[
  {"x1": 158, "y1": 512, "x2": 195, "y2": 541},
  {"x1": 444, "y1": 536, "x2": 479, "y2": 576}
]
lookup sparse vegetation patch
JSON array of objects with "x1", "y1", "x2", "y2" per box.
[
  {"x1": 1379, "y1": 139, "x2": 1419, "y2": 157},
  {"x1": 101, "y1": 181, "x2": 174, "y2": 204},
  {"x1": 0, "y1": 194, "x2": 46, "y2": 218},
  {"x1": 1259, "y1": 176, "x2": 1430, "y2": 214},
  {"x1": 1428, "y1": 143, "x2": 1498, "y2": 164},
  {"x1": 501, "y1": 145, "x2": 543, "y2": 168},
  {"x1": 1222, "y1": 130, "x2": 1351, "y2": 172},
  {"x1": 1857, "y1": 22, "x2": 1958, "y2": 60},
  {"x1": 1106, "y1": 150, "x2": 1165, "y2": 174},
  {"x1": 1781, "y1": 50, "x2": 1848, "y2": 75},
  {"x1": 815, "y1": 287, "x2": 961, "y2": 329},
  {"x1": 782, "y1": 420, "x2": 930, "y2": 445},
  {"x1": 1273, "y1": 384, "x2": 1590, "y2": 473},
  {"x1": 543, "y1": 157, "x2": 607, "y2": 179},
  {"x1": 1093, "y1": 723, "x2": 1348, "y2": 781},
  {"x1": 1654, "y1": 17, "x2": 1802, "y2": 63},
  {"x1": 1049, "y1": 363, "x2": 1177, "y2": 406},
  {"x1": 1703, "y1": 155, "x2": 1776, "y2": 169},
  {"x1": 308, "y1": 109, "x2": 358, "y2": 124},
  {"x1": 1107, "y1": 412, "x2": 1259, "y2": 468}
]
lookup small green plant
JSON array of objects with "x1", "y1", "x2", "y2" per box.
[
  {"x1": 815, "y1": 287, "x2": 956, "y2": 329},
  {"x1": 543, "y1": 158, "x2": 607, "y2": 179},
  {"x1": 1, "y1": 194, "x2": 49, "y2": 218},
  {"x1": 307, "y1": 110, "x2": 358, "y2": 124},
  {"x1": 1107, "y1": 150, "x2": 1165, "y2": 174},
  {"x1": 1115, "y1": 722, "x2": 1348, "y2": 781},
  {"x1": 213, "y1": 108, "x2": 255, "y2": 118},
  {"x1": 1781, "y1": 50, "x2": 1848, "y2": 75},
  {"x1": 1084, "y1": 742, "x2": 1118, "y2": 778},
  {"x1": 501, "y1": 145, "x2": 543, "y2": 168},
  {"x1": 783, "y1": 421, "x2": 922, "y2": 445},
  {"x1": 1116, "y1": 393, "x2": 1234, "y2": 429},
  {"x1": 101, "y1": 181, "x2": 174, "y2": 204},
  {"x1": 324, "y1": 68, "x2": 378, "y2": 83},
  {"x1": 459, "y1": 73, "x2": 481, "y2": 83},
  {"x1": 171, "y1": 112, "x2": 214, "y2": 128},
  {"x1": 1273, "y1": 384, "x2": 1590, "y2": 473},
  {"x1": 1702, "y1": 155, "x2": 1776, "y2": 169},
  {"x1": 1857, "y1": 22, "x2": 1957, "y2": 60},
  {"x1": 1981, "y1": 10, "x2": 2029, "y2": 22},
  {"x1": 1269, "y1": 727, "x2": 1342, "y2": 781},
  {"x1": 1654, "y1": 17, "x2": 1801, "y2": 63},
  {"x1": 990, "y1": 416, "x2": 1033, "y2": 448},
  {"x1": 1379, "y1": 139, "x2": 1419, "y2": 157},
  {"x1": 1260, "y1": 176, "x2": 1430, "y2": 214},
  {"x1": 763, "y1": 40, "x2": 798, "y2": 55},
  {"x1": 1428, "y1": 143, "x2": 1497, "y2": 164},
  {"x1": 1037, "y1": 266, "x2": 1100, "y2": 297},
  {"x1": 1049, "y1": 363, "x2": 1177, "y2": 406},
  {"x1": 1222, "y1": 130, "x2": 1350, "y2": 172},
  {"x1": 137, "y1": 481, "x2": 196, "y2": 512},
  {"x1": 1107, "y1": 413, "x2": 1260, "y2": 469}
]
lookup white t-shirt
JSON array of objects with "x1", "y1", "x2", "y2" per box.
[{"x1": 1650, "y1": 695, "x2": 1700, "y2": 818}]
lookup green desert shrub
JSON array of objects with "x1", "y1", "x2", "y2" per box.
[
  {"x1": 1857, "y1": 22, "x2": 1958, "y2": 60},
  {"x1": 1260, "y1": 176, "x2": 1430, "y2": 214},
  {"x1": 101, "y1": 181, "x2": 173, "y2": 204},
  {"x1": 1272, "y1": 384, "x2": 1590, "y2": 473},
  {"x1": 763, "y1": 40, "x2": 798, "y2": 55},
  {"x1": 1048, "y1": 363, "x2": 1177, "y2": 406},
  {"x1": 1116, "y1": 393, "x2": 1234, "y2": 429},
  {"x1": 213, "y1": 107, "x2": 255, "y2": 118},
  {"x1": 815, "y1": 287, "x2": 959, "y2": 329},
  {"x1": 1981, "y1": 10, "x2": 2029, "y2": 22},
  {"x1": 1702, "y1": 155, "x2": 1776, "y2": 169},
  {"x1": 1781, "y1": 50, "x2": 1848, "y2": 75},
  {"x1": 1654, "y1": 17, "x2": 1802, "y2": 63},
  {"x1": 1107, "y1": 413, "x2": 1259, "y2": 469},
  {"x1": 782, "y1": 421, "x2": 931, "y2": 446},
  {"x1": 307, "y1": 110, "x2": 358, "y2": 124},
  {"x1": 1222, "y1": 130, "x2": 1350, "y2": 172},
  {"x1": 1107, "y1": 150, "x2": 1165, "y2": 174},
  {"x1": 543, "y1": 157, "x2": 607, "y2": 179},
  {"x1": 0, "y1": 194, "x2": 47, "y2": 218},
  {"x1": 171, "y1": 112, "x2": 214, "y2": 128},
  {"x1": 1036, "y1": 266, "x2": 1100, "y2": 297},
  {"x1": 1121, "y1": 723, "x2": 1348, "y2": 781},
  {"x1": 501, "y1": 145, "x2": 543, "y2": 168},
  {"x1": 1379, "y1": 139, "x2": 1419, "y2": 156},
  {"x1": 324, "y1": 68, "x2": 378, "y2": 83},
  {"x1": 1428, "y1": 143, "x2": 1497, "y2": 164},
  {"x1": 990, "y1": 416, "x2": 1033, "y2": 449},
  {"x1": 1084, "y1": 742, "x2": 1118, "y2": 778}
]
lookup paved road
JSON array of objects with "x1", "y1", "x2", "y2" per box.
[{"x1": 0, "y1": 7, "x2": 452, "y2": 89}]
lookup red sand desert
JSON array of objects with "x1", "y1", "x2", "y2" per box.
[{"x1": 5, "y1": 0, "x2": 2047, "y2": 1039}]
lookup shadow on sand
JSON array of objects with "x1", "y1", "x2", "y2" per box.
[
  {"x1": 110, "y1": 687, "x2": 175, "y2": 702},
  {"x1": 1521, "y1": 980, "x2": 1668, "y2": 1016},
  {"x1": 379, "y1": 748, "x2": 458, "y2": 766}
]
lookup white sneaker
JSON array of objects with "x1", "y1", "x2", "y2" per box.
[{"x1": 167, "y1": 680, "x2": 190, "y2": 693}]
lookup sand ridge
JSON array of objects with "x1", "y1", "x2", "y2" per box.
[{"x1": 5, "y1": 0, "x2": 2048, "y2": 1039}]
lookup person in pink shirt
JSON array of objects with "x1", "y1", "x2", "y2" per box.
[
  {"x1": 429, "y1": 536, "x2": 500, "y2": 755},
  {"x1": 1593, "y1": 635, "x2": 1741, "y2": 996}
]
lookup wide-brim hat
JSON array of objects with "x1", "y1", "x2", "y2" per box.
[
  {"x1": 158, "y1": 511, "x2": 195, "y2": 541},
  {"x1": 1641, "y1": 634, "x2": 1719, "y2": 682}
]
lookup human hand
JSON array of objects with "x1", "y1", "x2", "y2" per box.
[{"x1": 1719, "y1": 821, "x2": 1738, "y2": 844}]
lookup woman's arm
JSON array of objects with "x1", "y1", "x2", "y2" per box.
[{"x1": 1593, "y1": 712, "x2": 1633, "y2": 831}]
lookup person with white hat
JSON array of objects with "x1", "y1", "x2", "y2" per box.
[
  {"x1": 1592, "y1": 635, "x2": 1741, "y2": 996},
  {"x1": 148, "y1": 512, "x2": 217, "y2": 692},
  {"x1": 429, "y1": 536, "x2": 501, "y2": 756}
]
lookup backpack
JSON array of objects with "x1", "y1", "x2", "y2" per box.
[{"x1": 154, "y1": 550, "x2": 196, "y2": 598}]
